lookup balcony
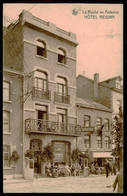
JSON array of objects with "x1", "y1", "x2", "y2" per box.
[
  {"x1": 81, "y1": 127, "x2": 94, "y2": 135},
  {"x1": 32, "y1": 87, "x2": 51, "y2": 100},
  {"x1": 25, "y1": 119, "x2": 81, "y2": 136},
  {"x1": 54, "y1": 92, "x2": 70, "y2": 104}
]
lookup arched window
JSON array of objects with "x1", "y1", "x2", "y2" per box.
[
  {"x1": 35, "y1": 71, "x2": 48, "y2": 90},
  {"x1": 37, "y1": 40, "x2": 46, "y2": 57},
  {"x1": 58, "y1": 48, "x2": 66, "y2": 64},
  {"x1": 56, "y1": 76, "x2": 67, "y2": 95}
]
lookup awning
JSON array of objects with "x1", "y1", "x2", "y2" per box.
[{"x1": 93, "y1": 152, "x2": 113, "y2": 158}]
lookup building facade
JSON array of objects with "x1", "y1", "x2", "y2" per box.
[
  {"x1": 3, "y1": 10, "x2": 80, "y2": 177},
  {"x1": 76, "y1": 97, "x2": 113, "y2": 166}
]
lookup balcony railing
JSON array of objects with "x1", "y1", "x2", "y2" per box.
[
  {"x1": 81, "y1": 127, "x2": 94, "y2": 135},
  {"x1": 54, "y1": 92, "x2": 70, "y2": 104},
  {"x1": 32, "y1": 87, "x2": 51, "y2": 100},
  {"x1": 25, "y1": 119, "x2": 81, "y2": 136}
]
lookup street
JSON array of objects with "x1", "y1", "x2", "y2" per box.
[{"x1": 3, "y1": 175, "x2": 117, "y2": 193}]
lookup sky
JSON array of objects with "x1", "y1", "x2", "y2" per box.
[{"x1": 3, "y1": 3, "x2": 123, "y2": 82}]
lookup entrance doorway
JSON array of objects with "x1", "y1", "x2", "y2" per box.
[{"x1": 30, "y1": 139, "x2": 42, "y2": 174}]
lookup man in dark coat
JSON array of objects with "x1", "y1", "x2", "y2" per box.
[
  {"x1": 105, "y1": 160, "x2": 110, "y2": 178},
  {"x1": 113, "y1": 169, "x2": 123, "y2": 193}
]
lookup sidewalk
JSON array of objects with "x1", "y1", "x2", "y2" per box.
[{"x1": 3, "y1": 178, "x2": 33, "y2": 184}]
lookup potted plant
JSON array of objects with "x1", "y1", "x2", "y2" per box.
[
  {"x1": 10, "y1": 150, "x2": 20, "y2": 179},
  {"x1": 71, "y1": 148, "x2": 82, "y2": 166},
  {"x1": 40, "y1": 144, "x2": 54, "y2": 176},
  {"x1": 25, "y1": 149, "x2": 34, "y2": 159}
]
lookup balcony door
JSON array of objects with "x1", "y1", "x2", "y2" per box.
[
  {"x1": 57, "y1": 108, "x2": 67, "y2": 133},
  {"x1": 36, "y1": 105, "x2": 48, "y2": 131}
]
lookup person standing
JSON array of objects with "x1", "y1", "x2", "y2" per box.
[
  {"x1": 105, "y1": 160, "x2": 110, "y2": 178},
  {"x1": 113, "y1": 169, "x2": 123, "y2": 193}
]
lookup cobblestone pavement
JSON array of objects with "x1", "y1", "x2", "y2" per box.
[{"x1": 3, "y1": 175, "x2": 117, "y2": 193}]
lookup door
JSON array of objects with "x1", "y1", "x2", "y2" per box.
[
  {"x1": 37, "y1": 110, "x2": 48, "y2": 131},
  {"x1": 30, "y1": 139, "x2": 42, "y2": 174}
]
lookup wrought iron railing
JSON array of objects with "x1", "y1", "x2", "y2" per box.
[
  {"x1": 54, "y1": 92, "x2": 70, "y2": 104},
  {"x1": 25, "y1": 119, "x2": 81, "y2": 135},
  {"x1": 32, "y1": 87, "x2": 51, "y2": 100}
]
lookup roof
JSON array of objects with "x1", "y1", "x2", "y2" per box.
[
  {"x1": 99, "y1": 75, "x2": 122, "y2": 84},
  {"x1": 76, "y1": 97, "x2": 112, "y2": 113}
]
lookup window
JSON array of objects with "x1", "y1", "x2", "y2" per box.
[
  {"x1": 105, "y1": 137, "x2": 110, "y2": 149},
  {"x1": 96, "y1": 118, "x2": 102, "y2": 130},
  {"x1": 35, "y1": 72, "x2": 47, "y2": 90},
  {"x1": 84, "y1": 115, "x2": 90, "y2": 127},
  {"x1": 37, "y1": 40, "x2": 46, "y2": 57},
  {"x1": 97, "y1": 136, "x2": 102, "y2": 148},
  {"x1": 57, "y1": 108, "x2": 67, "y2": 124},
  {"x1": 56, "y1": 77, "x2": 67, "y2": 95},
  {"x1": 58, "y1": 48, "x2": 66, "y2": 64},
  {"x1": 104, "y1": 119, "x2": 109, "y2": 131},
  {"x1": 117, "y1": 100, "x2": 121, "y2": 110},
  {"x1": 3, "y1": 145, "x2": 10, "y2": 167},
  {"x1": 3, "y1": 111, "x2": 10, "y2": 133},
  {"x1": 3, "y1": 81, "x2": 10, "y2": 101},
  {"x1": 84, "y1": 135, "x2": 90, "y2": 148},
  {"x1": 116, "y1": 80, "x2": 121, "y2": 89}
]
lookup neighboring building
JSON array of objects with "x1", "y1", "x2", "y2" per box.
[
  {"x1": 76, "y1": 97, "x2": 113, "y2": 166},
  {"x1": 77, "y1": 74, "x2": 123, "y2": 115},
  {"x1": 3, "y1": 10, "x2": 80, "y2": 177},
  {"x1": 76, "y1": 73, "x2": 123, "y2": 163}
]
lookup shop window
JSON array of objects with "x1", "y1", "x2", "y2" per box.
[
  {"x1": 37, "y1": 40, "x2": 46, "y2": 57},
  {"x1": 58, "y1": 48, "x2": 66, "y2": 64},
  {"x1": 3, "y1": 81, "x2": 10, "y2": 101},
  {"x1": 3, "y1": 145, "x2": 10, "y2": 167},
  {"x1": 3, "y1": 111, "x2": 10, "y2": 133},
  {"x1": 84, "y1": 115, "x2": 90, "y2": 127}
]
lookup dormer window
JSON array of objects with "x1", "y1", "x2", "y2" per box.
[
  {"x1": 58, "y1": 48, "x2": 66, "y2": 64},
  {"x1": 116, "y1": 80, "x2": 121, "y2": 89},
  {"x1": 37, "y1": 40, "x2": 46, "y2": 57}
]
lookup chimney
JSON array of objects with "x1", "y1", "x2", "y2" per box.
[{"x1": 94, "y1": 73, "x2": 99, "y2": 101}]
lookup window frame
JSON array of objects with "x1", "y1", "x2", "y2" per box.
[
  {"x1": 58, "y1": 48, "x2": 66, "y2": 64},
  {"x1": 116, "y1": 80, "x2": 121, "y2": 89},
  {"x1": 35, "y1": 72, "x2": 48, "y2": 90},
  {"x1": 96, "y1": 117, "x2": 102, "y2": 130},
  {"x1": 56, "y1": 77, "x2": 67, "y2": 95},
  {"x1": 36, "y1": 40, "x2": 47, "y2": 58},
  {"x1": 3, "y1": 110, "x2": 10, "y2": 133},
  {"x1": 97, "y1": 136, "x2": 102, "y2": 148},
  {"x1": 84, "y1": 135, "x2": 91, "y2": 148},
  {"x1": 104, "y1": 119, "x2": 109, "y2": 132},
  {"x1": 3, "y1": 145, "x2": 11, "y2": 168},
  {"x1": 105, "y1": 136, "x2": 110, "y2": 149},
  {"x1": 3, "y1": 81, "x2": 10, "y2": 102},
  {"x1": 84, "y1": 115, "x2": 91, "y2": 127}
]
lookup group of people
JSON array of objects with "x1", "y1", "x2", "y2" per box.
[{"x1": 45, "y1": 162, "x2": 82, "y2": 178}]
